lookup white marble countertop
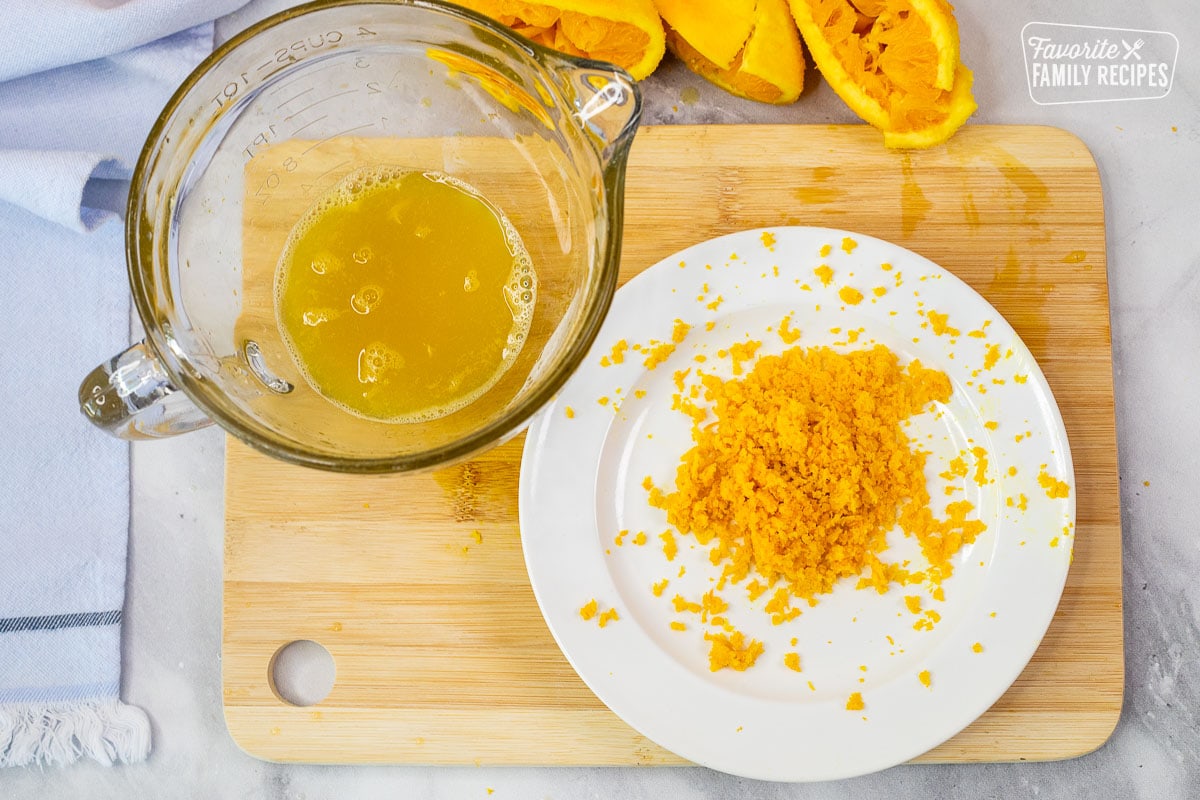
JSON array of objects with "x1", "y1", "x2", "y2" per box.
[{"x1": 12, "y1": 1, "x2": 1200, "y2": 797}]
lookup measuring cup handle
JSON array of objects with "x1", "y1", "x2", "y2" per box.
[{"x1": 79, "y1": 340, "x2": 212, "y2": 440}]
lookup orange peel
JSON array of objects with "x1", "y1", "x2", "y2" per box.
[
  {"x1": 459, "y1": 0, "x2": 666, "y2": 80},
  {"x1": 657, "y1": 0, "x2": 805, "y2": 104},
  {"x1": 789, "y1": 0, "x2": 976, "y2": 147}
]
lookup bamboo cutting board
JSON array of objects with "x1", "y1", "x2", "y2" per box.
[{"x1": 224, "y1": 125, "x2": 1122, "y2": 765}]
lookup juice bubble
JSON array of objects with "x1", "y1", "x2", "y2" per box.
[
  {"x1": 301, "y1": 309, "x2": 334, "y2": 327},
  {"x1": 463, "y1": 270, "x2": 480, "y2": 293},
  {"x1": 501, "y1": 328, "x2": 526, "y2": 362},
  {"x1": 350, "y1": 284, "x2": 382, "y2": 315},
  {"x1": 356, "y1": 342, "x2": 405, "y2": 385},
  {"x1": 414, "y1": 222, "x2": 432, "y2": 239},
  {"x1": 503, "y1": 256, "x2": 536, "y2": 320},
  {"x1": 309, "y1": 251, "x2": 342, "y2": 276},
  {"x1": 352, "y1": 245, "x2": 374, "y2": 264}
]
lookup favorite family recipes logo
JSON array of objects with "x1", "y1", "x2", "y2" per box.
[{"x1": 1022, "y1": 22, "x2": 1179, "y2": 104}]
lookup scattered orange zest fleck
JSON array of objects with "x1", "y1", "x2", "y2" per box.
[
  {"x1": 1037, "y1": 468, "x2": 1070, "y2": 499},
  {"x1": 838, "y1": 286, "x2": 864, "y2": 305},
  {"x1": 579, "y1": 599, "x2": 598, "y2": 621},
  {"x1": 704, "y1": 631, "x2": 764, "y2": 672},
  {"x1": 983, "y1": 344, "x2": 1002, "y2": 370},
  {"x1": 926, "y1": 310, "x2": 960, "y2": 337},
  {"x1": 778, "y1": 314, "x2": 802, "y2": 344}
]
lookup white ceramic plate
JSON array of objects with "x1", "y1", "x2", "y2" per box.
[{"x1": 519, "y1": 227, "x2": 1075, "y2": 781}]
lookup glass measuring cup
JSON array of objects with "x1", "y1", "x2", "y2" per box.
[{"x1": 78, "y1": 0, "x2": 641, "y2": 472}]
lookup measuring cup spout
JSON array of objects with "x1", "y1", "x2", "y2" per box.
[{"x1": 545, "y1": 56, "x2": 642, "y2": 174}]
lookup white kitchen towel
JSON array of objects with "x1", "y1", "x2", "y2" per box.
[
  {"x1": 4, "y1": 0, "x2": 250, "y2": 83},
  {"x1": 0, "y1": 2, "x2": 248, "y2": 768}
]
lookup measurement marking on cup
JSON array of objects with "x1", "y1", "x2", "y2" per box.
[
  {"x1": 210, "y1": 72, "x2": 252, "y2": 108},
  {"x1": 242, "y1": 124, "x2": 280, "y2": 160},
  {"x1": 291, "y1": 115, "x2": 328, "y2": 136},
  {"x1": 315, "y1": 161, "x2": 352, "y2": 182},
  {"x1": 275, "y1": 87, "x2": 315, "y2": 110},
  {"x1": 301, "y1": 123, "x2": 376, "y2": 156},
  {"x1": 284, "y1": 88, "x2": 359, "y2": 121},
  {"x1": 267, "y1": 61, "x2": 341, "y2": 95}
]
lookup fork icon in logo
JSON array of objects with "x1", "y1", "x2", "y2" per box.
[{"x1": 1121, "y1": 38, "x2": 1145, "y2": 60}]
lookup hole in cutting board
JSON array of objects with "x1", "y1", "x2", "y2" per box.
[{"x1": 269, "y1": 640, "x2": 336, "y2": 706}]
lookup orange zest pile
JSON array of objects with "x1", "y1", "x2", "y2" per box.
[
  {"x1": 788, "y1": 0, "x2": 976, "y2": 147},
  {"x1": 456, "y1": 0, "x2": 666, "y2": 80},
  {"x1": 649, "y1": 345, "x2": 986, "y2": 610}
]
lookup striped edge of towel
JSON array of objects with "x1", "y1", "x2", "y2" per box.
[{"x1": 0, "y1": 611, "x2": 150, "y2": 767}]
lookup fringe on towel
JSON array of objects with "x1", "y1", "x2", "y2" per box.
[{"x1": 0, "y1": 698, "x2": 150, "y2": 767}]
